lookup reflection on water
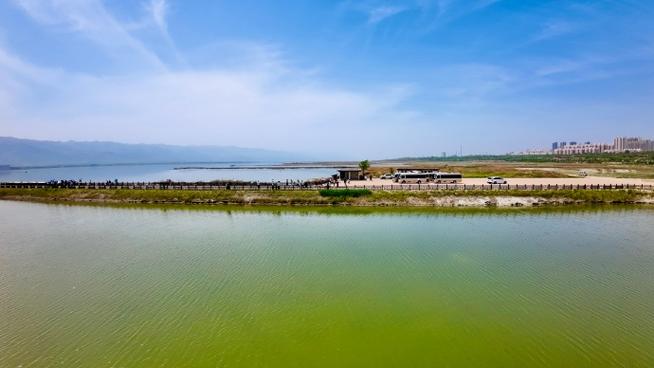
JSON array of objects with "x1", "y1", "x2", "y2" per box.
[{"x1": 1, "y1": 201, "x2": 653, "y2": 367}]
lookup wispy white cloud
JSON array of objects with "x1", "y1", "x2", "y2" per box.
[
  {"x1": 531, "y1": 20, "x2": 579, "y2": 43},
  {"x1": 414, "y1": 0, "x2": 504, "y2": 32},
  {"x1": 147, "y1": 0, "x2": 168, "y2": 33},
  {"x1": 12, "y1": 0, "x2": 167, "y2": 71},
  {"x1": 427, "y1": 46, "x2": 654, "y2": 105},
  {"x1": 5, "y1": 0, "x2": 654, "y2": 155},
  {"x1": 430, "y1": 63, "x2": 516, "y2": 103},
  {"x1": 5, "y1": 1, "x2": 425, "y2": 155},
  {"x1": 144, "y1": 0, "x2": 186, "y2": 66},
  {"x1": 434, "y1": 0, "x2": 455, "y2": 16},
  {"x1": 526, "y1": 51, "x2": 653, "y2": 89},
  {"x1": 0, "y1": 42, "x2": 420, "y2": 157},
  {"x1": 343, "y1": 0, "x2": 501, "y2": 29},
  {"x1": 474, "y1": 0, "x2": 502, "y2": 11},
  {"x1": 0, "y1": 45, "x2": 55, "y2": 81},
  {"x1": 368, "y1": 5, "x2": 407, "y2": 24}
]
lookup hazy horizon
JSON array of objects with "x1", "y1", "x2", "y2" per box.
[{"x1": 1, "y1": 0, "x2": 653, "y2": 157}]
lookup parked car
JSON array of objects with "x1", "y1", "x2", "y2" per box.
[
  {"x1": 380, "y1": 174, "x2": 395, "y2": 180},
  {"x1": 487, "y1": 176, "x2": 507, "y2": 184}
]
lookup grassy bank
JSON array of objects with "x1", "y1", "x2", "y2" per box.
[
  {"x1": 319, "y1": 189, "x2": 372, "y2": 197},
  {"x1": 1, "y1": 187, "x2": 651, "y2": 208}
]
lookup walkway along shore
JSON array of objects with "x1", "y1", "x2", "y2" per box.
[
  {"x1": 1, "y1": 182, "x2": 653, "y2": 208},
  {"x1": 2, "y1": 181, "x2": 654, "y2": 191}
]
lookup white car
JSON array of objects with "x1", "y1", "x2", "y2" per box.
[
  {"x1": 380, "y1": 174, "x2": 395, "y2": 180},
  {"x1": 487, "y1": 176, "x2": 507, "y2": 184}
]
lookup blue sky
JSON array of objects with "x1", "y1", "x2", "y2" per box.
[{"x1": 1, "y1": 0, "x2": 653, "y2": 158}]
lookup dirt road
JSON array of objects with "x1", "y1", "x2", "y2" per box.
[{"x1": 344, "y1": 176, "x2": 654, "y2": 187}]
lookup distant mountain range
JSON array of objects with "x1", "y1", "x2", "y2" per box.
[{"x1": 0, "y1": 137, "x2": 302, "y2": 167}]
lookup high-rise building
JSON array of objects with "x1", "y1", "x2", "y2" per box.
[
  {"x1": 548, "y1": 136, "x2": 653, "y2": 155},
  {"x1": 613, "y1": 137, "x2": 654, "y2": 152}
]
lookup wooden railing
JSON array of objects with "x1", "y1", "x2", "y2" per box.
[{"x1": 1, "y1": 182, "x2": 653, "y2": 191}]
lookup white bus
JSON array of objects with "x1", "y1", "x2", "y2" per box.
[
  {"x1": 394, "y1": 172, "x2": 436, "y2": 184},
  {"x1": 394, "y1": 171, "x2": 463, "y2": 184},
  {"x1": 433, "y1": 172, "x2": 463, "y2": 184}
]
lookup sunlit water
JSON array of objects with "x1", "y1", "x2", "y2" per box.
[
  {"x1": 0, "y1": 164, "x2": 336, "y2": 182},
  {"x1": 1, "y1": 201, "x2": 653, "y2": 367}
]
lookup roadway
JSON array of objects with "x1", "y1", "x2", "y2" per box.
[{"x1": 344, "y1": 176, "x2": 654, "y2": 187}]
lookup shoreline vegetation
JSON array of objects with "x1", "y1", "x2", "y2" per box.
[
  {"x1": 390, "y1": 151, "x2": 654, "y2": 165},
  {"x1": 1, "y1": 187, "x2": 653, "y2": 208}
]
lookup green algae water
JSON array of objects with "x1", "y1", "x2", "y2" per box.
[{"x1": 1, "y1": 202, "x2": 653, "y2": 367}]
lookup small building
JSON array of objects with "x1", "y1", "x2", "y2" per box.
[{"x1": 337, "y1": 168, "x2": 363, "y2": 181}]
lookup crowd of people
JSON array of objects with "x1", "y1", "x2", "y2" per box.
[
  {"x1": 39, "y1": 178, "x2": 337, "y2": 189},
  {"x1": 46, "y1": 179, "x2": 120, "y2": 186}
]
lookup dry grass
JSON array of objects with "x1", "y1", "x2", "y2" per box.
[
  {"x1": 368, "y1": 162, "x2": 571, "y2": 178},
  {"x1": 368, "y1": 160, "x2": 654, "y2": 179}
]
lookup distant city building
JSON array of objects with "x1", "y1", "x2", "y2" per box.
[
  {"x1": 554, "y1": 143, "x2": 612, "y2": 155},
  {"x1": 549, "y1": 136, "x2": 654, "y2": 155},
  {"x1": 522, "y1": 149, "x2": 552, "y2": 155},
  {"x1": 539, "y1": 136, "x2": 654, "y2": 155},
  {"x1": 613, "y1": 137, "x2": 654, "y2": 152}
]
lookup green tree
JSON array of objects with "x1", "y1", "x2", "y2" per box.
[{"x1": 359, "y1": 160, "x2": 370, "y2": 178}]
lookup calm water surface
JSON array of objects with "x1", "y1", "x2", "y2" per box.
[
  {"x1": 1, "y1": 201, "x2": 653, "y2": 367},
  {"x1": 0, "y1": 164, "x2": 336, "y2": 182}
]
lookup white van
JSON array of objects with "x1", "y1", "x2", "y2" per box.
[{"x1": 487, "y1": 176, "x2": 507, "y2": 184}]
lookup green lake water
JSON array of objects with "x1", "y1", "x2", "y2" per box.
[{"x1": 1, "y1": 201, "x2": 653, "y2": 367}]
